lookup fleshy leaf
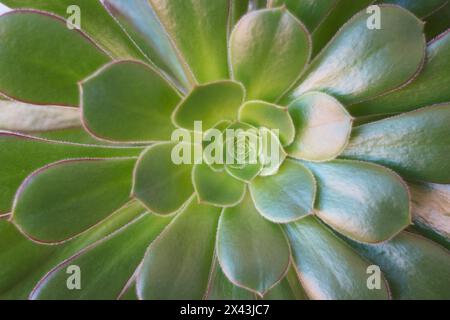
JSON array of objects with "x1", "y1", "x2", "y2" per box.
[
  {"x1": 303, "y1": 160, "x2": 410, "y2": 243},
  {"x1": 287, "y1": 91, "x2": 352, "y2": 161},
  {"x1": 262, "y1": 266, "x2": 309, "y2": 300},
  {"x1": 250, "y1": 159, "x2": 315, "y2": 223},
  {"x1": 0, "y1": 201, "x2": 146, "y2": 299},
  {"x1": 309, "y1": 0, "x2": 381, "y2": 57},
  {"x1": 349, "y1": 29, "x2": 450, "y2": 116},
  {"x1": 285, "y1": 216, "x2": 390, "y2": 300},
  {"x1": 230, "y1": 7, "x2": 310, "y2": 102},
  {"x1": 225, "y1": 162, "x2": 263, "y2": 183},
  {"x1": 0, "y1": 10, "x2": 109, "y2": 106},
  {"x1": 258, "y1": 127, "x2": 286, "y2": 177},
  {"x1": 230, "y1": 0, "x2": 250, "y2": 28},
  {"x1": 424, "y1": 3, "x2": 450, "y2": 40},
  {"x1": 217, "y1": 193, "x2": 290, "y2": 296},
  {"x1": 0, "y1": 132, "x2": 141, "y2": 214},
  {"x1": 0, "y1": 101, "x2": 80, "y2": 132},
  {"x1": 13, "y1": 158, "x2": 136, "y2": 243},
  {"x1": 345, "y1": 231, "x2": 450, "y2": 299},
  {"x1": 137, "y1": 198, "x2": 220, "y2": 299},
  {"x1": 379, "y1": 0, "x2": 448, "y2": 18},
  {"x1": 409, "y1": 182, "x2": 450, "y2": 242},
  {"x1": 148, "y1": 0, "x2": 229, "y2": 83},
  {"x1": 132, "y1": 142, "x2": 194, "y2": 214},
  {"x1": 342, "y1": 104, "x2": 450, "y2": 183},
  {"x1": 193, "y1": 163, "x2": 246, "y2": 207},
  {"x1": 268, "y1": 0, "x2": 338, "y2": 32},
  {"x1": 282, "y1": 5, "x2": 426, "y2": 106},
  {"x1": 102, "y1": 0, "x2": 190, "y2": 89},
  {"x1": 81, "y1": 61, "x2": 181, "y2": 143},
  {"x1": 30, "y1": 213, "x2": 170, "y2": 300},
  {"x1": 205, "y1": 258, "x2": 256, "y2": 300},
  {"x1": 2, "y1": 0, "x2": 145, "y2": 60},
  {"x1": 238, "y1": 101, "x2": 295, "y2": 146},
  {"x1": 172, "y1": 81, "x2": 244, "y2": 131}
]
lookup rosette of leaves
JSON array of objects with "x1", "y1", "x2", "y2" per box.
[{"x1": 0, "y1": 0, "x2": 449, "y2": 300}]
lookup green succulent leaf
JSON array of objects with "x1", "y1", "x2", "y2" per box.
[
  {"x1": 0, "y1": 201, "x2": 146, "y2": 299},
  {"x1": 137, "y1": 198, "x2": 220, "y2": 299},
  {"x1": 378, "y1": 0, "x2": 448, "y2": 18},
  {"x1": 349, "y1": 29, "x2": 450, "y2": 116},
  {"x1": 0, "y1": 10, "x2": 110, "y2": 106},
  {"x1": 30, "y1": 213, "x2": 170, "y2": 300},
  {"x1": 238, "y1": 101, "x2": 295, "y2": 146},
  {"x1": 424, "y1": 3, "x2": 450, "y2": 40},
  {"x1": 225, "y1": 162, "x2": 263, "y2": 183},
  {"x1": 172, "y1": 81, "x2": 244, "y2": 130},
  {"x1": 133, "y1": 142, "x2": 194, "y2": 214},
  {"x1": 409, "y1": 182, "x2": 450, "y2": 243},
  {"x1": 345, "y1": 231, "x2": 450, "y2": 299},
  {"x1": 285, "y1": 216, "x2": 390, "y2": 300},
  {"x1": 148, "y1": 0, "x2": 230, "y2": 83},
  {"x1": 250, "y1": 159, "x2": 315, "y2": 223},
  {"x1": 1, "y1": 0, "x2": 144, "y2": 60},
  {"x1": 217, "y1": 193, "x2": 290, "y2": 296},
  {"x1": 193, "y1": 163, "x2": 246, "y2": 207},
  {"x1": 262, "y1": 266, "x2": 308, "y2": 300},
  {"x1": 13, "y1": 158, "x2": 136, "y2": 243},
  {"x1": 0, "y1": 133, "x2": 141, "y2": 214},
  {"x1": 230, "y1": 7, "x2": 311, "y2": 102},
  {"x1": 309, "y1": 0, "x2": 380, "y2": 57},
  {"x1": 0, "y1": 101, "x2": 80, "y2": 132},
  {"x1": 81, "y1": 61, "x2": 181, "y2": 143},
  {"x1": 342, "y1": 103, "x2": 450, "y2": 183},
  {"x1": 102, "y1": 0, "x2": 190, "y2": 89},
  {"x1": 287, "y1": 91, "x2": 352, "y2": 161},
  {"x1": 268, "y1": 0, "x2": 338, "y2": 32},
  {"x1": 205, "y1": 258, "x2": 256, "y2": 300},
  {"x1": 230, "y1": 0, "x2": 250, "y2": 28},
  {"x1": 282, "y1": 5, "x2": 426, "y2": 106},
  {"x1": 303, "y1": 160, "x2": 410, "y2": 243}
]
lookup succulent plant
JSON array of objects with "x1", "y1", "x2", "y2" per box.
[{"x1": 0, "y1": 0, "x2": 449, "y2": 300}]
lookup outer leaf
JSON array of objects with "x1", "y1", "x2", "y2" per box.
[
  {"x1": 217, "y1": 193, "x2": 290, "y2": 296},
  {"x1": 172, "y1": 81, "x2": 244, "y2": 131},
  {"x1": 13, "y1": 158, "x2": 136, "y2": 243},
  {"x1": 309, "y1": 0, "x2": 376, "y2": 57},
  {"x1": 262, "y1": 266, "x2": 308, "y2": 300},
  {"x1": 193, "y1": 163, "x2": 246, "y2": 207},
  {"x1": 287, "y1": 91, "x2": 352, "y2": 161},
  {"x1": 303, "y1": 160, "x2": 410, "y2": 243},
  {"x1": 30, "y1": 213, "x2": 170, "y2": 300},
  {"x1": 205, "y1": 258, "x2": 256, "y2": 300},
  {"x1": 379, "y1": 0, "x2": 448, "y2": 18},
  {"x1": 0, "y1": 132, "x2": 141, "y2": 214},
  {"x1": 409, "y1": 182, "x2": 450, "y2": 243},
  {"x1": 102, "y1": 0, "x2": 190, "y2": 89},
  {"x1": 137, "y1": 198, "x2": 220, "y2": 299},
  {"x1": 282, "y1": 5, "x2": 426, "y2": 106},
  {"x1": 250, "y1": 159, "x2": 315, "y2": 223},
  {"x1": 285, "y1": 216, "x2": 390, "y2": 300},
  {"x1": 238, "y1": 101, "x2": 295, "y2": 146},
  {"x1": 268, "y1": 0, "x2": 338, "y2": 32},
  {"x1": 230, "y1": 0, "x2": 250, "y2": 28},
  {"x1": 230, "y1": 7, "x2": 311, "y2": 102},
  {"x1": 2, "y1": 0, "x2": 144, "y2": 60},
  {"x1": 349, "y1": 29, "x2": 450, "y2": 116},
  {"x1": 342, "y1": 104, "x2": 450, "y2": 183},
  {"x1": 34, "y1": 127, "x2": 116, "y2": 145},
  {"x1": 81, "y1": 61, "x2": 181, "y2": 143},
  {"x1": 345, "y1": 232, "x2": 450, "y2": 299},
  {"x1": 425, "y1": 3, "x2": 450, "y2": 40},
  {"x1": 0, "y1": 201, "x2": 146, "y2": 299},
  {"x1": 0, "y1": 10, "x2": 109, "y2": 106},
  {"x1": 148, "y1": 0, "x2": 230, "y2": 83},
  {"x1": 0, "y1": 101, "x2": 80, "y2": 132},
  {"x1": 132, "y1": 143, "x2": 194, "y2": 214}
]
